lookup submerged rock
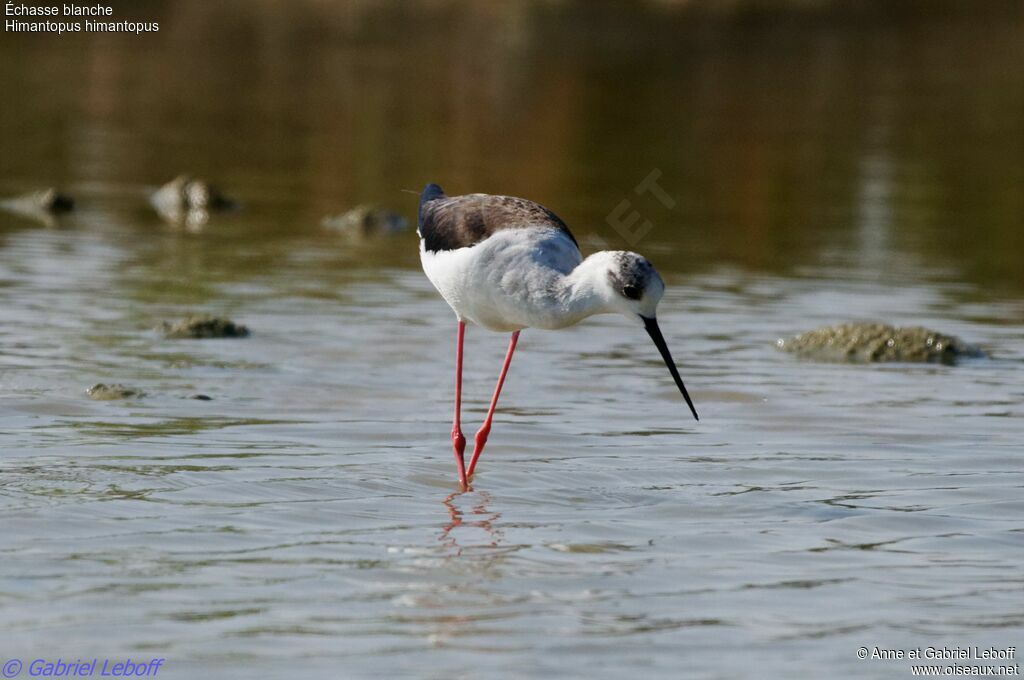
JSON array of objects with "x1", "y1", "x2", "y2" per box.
[
  {"x1": 159, "y1": 314, "x2": 250, "y2": 339},
  {"x1": 150, "y1": 175, "x2": 236, "y2": 229},
  {"x1": 2, "y1": 188, "x2": 74, "y2": 214},
  {"x1": 86, "y1": 383, "x2": 144, "y2": 400},
  {"x1": 777, "y1": 323, "x2": 985, "y2": 365},
  {"x1": 321, "y1": 205, "x2": 408, "y2": 236},
  {"x1": 0, "y1": 188, "x2": 74, "y2": 225}
]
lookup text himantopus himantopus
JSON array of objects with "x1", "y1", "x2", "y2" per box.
[{"x1": 418, "y1": 183, "x2": 698, "y2": 487}]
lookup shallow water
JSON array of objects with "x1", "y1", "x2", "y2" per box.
[{"x1": 2, "y1": 2, "x2": 1023, "y2": 678}]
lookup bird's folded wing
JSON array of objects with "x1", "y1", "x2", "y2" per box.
[{"x1": 418, "y1": 192, "x2": 577, "y2": 252}]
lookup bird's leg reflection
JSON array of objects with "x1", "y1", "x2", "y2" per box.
[
  {"x1": 438, "y1": 489, "x2": 503, "y2": 556},
  {"x1": 439, "y1": 491, "x2": 464, "y2": 555}
]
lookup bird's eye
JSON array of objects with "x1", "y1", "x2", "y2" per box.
[{"x1": 622, "y1": 284, "x2": 643, "y2": 300}]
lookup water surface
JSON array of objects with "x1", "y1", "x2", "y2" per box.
[{"x1": 1, "y1": 2, "x2": 1022, "y2": 678}]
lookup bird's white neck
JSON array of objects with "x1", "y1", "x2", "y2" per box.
[{"x1": 544, "y1": 253, "x2": 620, "y2": 329}]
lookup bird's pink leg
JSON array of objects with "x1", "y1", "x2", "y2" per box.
[
  {"x1": 452, "y1": 321, "x2": 468, "y2": 487},
  {"x1": 467, "y1": 331, "x2": 519, "y2": 478}
]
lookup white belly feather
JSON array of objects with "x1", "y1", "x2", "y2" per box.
[{"x1": 420, "y1": 228, "x2": 584, "y2": 332}]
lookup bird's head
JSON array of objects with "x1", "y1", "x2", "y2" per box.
[
  {"x1": 595, "y1": 251, "x2": 699, "y2": 421},
  {"x1": 605, "y1": 251, "x2": 665, "y2": 320}
]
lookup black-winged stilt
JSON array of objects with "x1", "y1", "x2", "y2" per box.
[{"x1": 418, "y1": 183, "x2": 698, "y2": 488}]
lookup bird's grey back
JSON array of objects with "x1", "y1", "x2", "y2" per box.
[{"x1": 418, "y1": 184, "x2": 578, "y2": 253}]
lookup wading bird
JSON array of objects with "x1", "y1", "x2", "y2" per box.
[{"x1": 418, "y1": 184, "x2": 698, "y2": 488}]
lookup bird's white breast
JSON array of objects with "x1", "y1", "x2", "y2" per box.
[{"x1": 420, "y1": 228, "x2": 584, "y2": 332}]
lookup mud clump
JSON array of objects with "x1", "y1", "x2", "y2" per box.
[
  {"x1": 159, "y1": 314, "x2": 250, "y2": 339},
  {"x1": 777, "y1": 323, "x2": 985, "y2": 365},
  {"x1": 322, "y1": 205, "x2": 408, "y2": 236},
  {"x1": 0, "y1": 188, "x2": 75, "y2": 226},
  {"x1": 2, "y1": 188, "x2": 75, "y2": 214},
  {"x1": 87, "y1": 383, "x2": 144, "y2": 400},
  {"x1": 150, "y1": 175, "x2": 236, "y2": 229}
]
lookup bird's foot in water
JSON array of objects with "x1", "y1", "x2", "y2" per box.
[{"x1": 451, "y1": 428, "x2": 468, "y2": 488}]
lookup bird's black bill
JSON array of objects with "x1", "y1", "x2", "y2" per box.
[{"x1": 642, "y1": 316, "x2": 699, "y2": 421}]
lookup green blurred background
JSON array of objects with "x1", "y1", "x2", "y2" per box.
[{"x1": 2, "y1": 0, "x2": 1022, "y2": 289}]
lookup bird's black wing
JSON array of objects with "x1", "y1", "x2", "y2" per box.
[{"x1": 417, "y1": 183, "x2": 578, "y2": 253}]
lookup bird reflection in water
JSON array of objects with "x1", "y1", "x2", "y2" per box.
[{"x1": 439, "y1": 490, "x2": 504, "y2": 556}]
